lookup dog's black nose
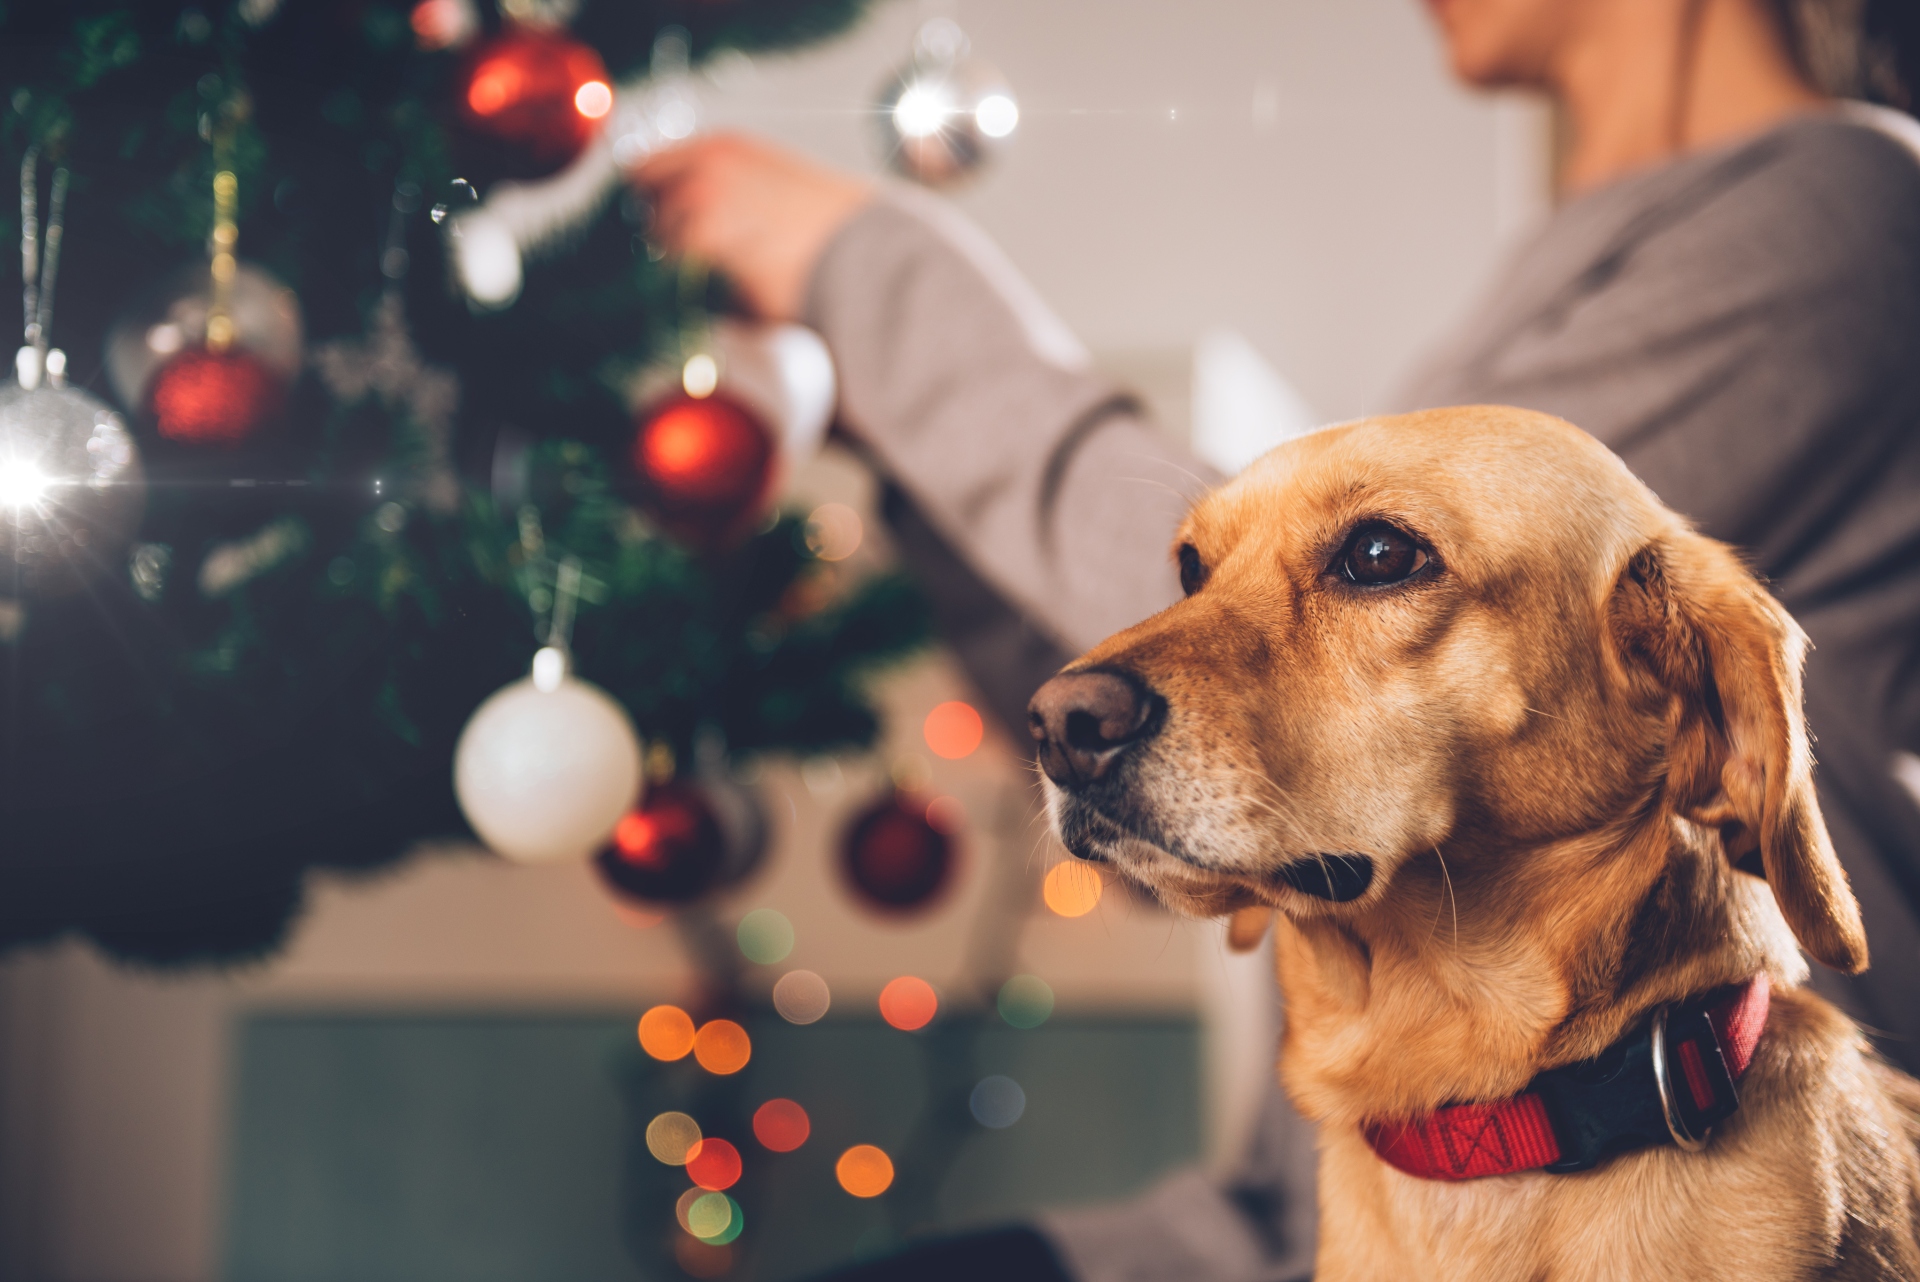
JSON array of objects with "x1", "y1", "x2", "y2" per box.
[{"x1": 1028, "y1": 670, "x2": 1160, "y2": 787}]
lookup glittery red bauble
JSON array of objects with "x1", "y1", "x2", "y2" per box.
[
  {"x1": 458, "y1": 27, "x2": 611, "y2": 173},
  {"x1": 631, "y1": 391, "x2": 777, "y2": 547},
  {"x1": 148, "y1": 347, "x2": 285, "y2": 446},
  {"x1": 840, "y1": 792, "x2": 957, "y2": 915},
  {"x1": 594, "y1": 780, "x2": 728, "y2": 905}
]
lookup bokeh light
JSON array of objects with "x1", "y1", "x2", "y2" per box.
[
  {"x1": 924, "y1": 794, "x2": 966, "y2": 835},
  {"x1": 675, "y1": 1186, "x2": 704, "y2": 1232},
  {"x1": 970, "y1": 1075, "x2": 1027, "y2": 1128},
  {"x1": 682, "y1": 352, "x2": 719, "y2": 399},
  {"x1": 639, "y1": 1005, "x2": 696, "y2": 1061},
  {"x1": 923, "y1": 701, "x2": 984, "y2": 759},
  {"x1": 573, "y1": 79, "x2": 613, "y2": 119},
  {"x1": 753, "y1": 1098, "x2": 811, "y2": 1152},
  {"x1": 998, "y1": 974, "x2": 1055, "y2": 1029},
  {"x1": 878, "y1": 976, "x2": 938, "y2": 1031},
  {"x1": 736, "y1": 908, "x2": 795, "y2": 964},
  {"x1": 673, "y1": 1235, "x2": 733, "y2": 1278},
  {"x1": 709, "y1": 1195, "x2": 745, "y2": 1245},
  {"x1": 975, "y1": 93, "x2": 1019, "y2": 138},
  {"x1": 1043, "y1": 862, "x2": 1103, "y2": 917},
  {"x1": 686, "y1": 1137, "x2": 742, "y2": 1191},
  {"x1": 836, "y1": 1144, "x2": 895, "y2": 1197},
  {"x1": 646, "y1": 1111, "x2": 702, "y2": 1165},
  {"x1": 694, "y1": 1019, "x2": 752, "y2": 1074},
  {"x1": 772, "y1": 969, "x2": 831, "y2": 1024},
  {"x1": 804, "y1": 502, "x2": 864, "y2": 562}
]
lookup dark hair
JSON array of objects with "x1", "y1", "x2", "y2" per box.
[{"x1": 1770, "y1": 0, "x2": 1920, "y2": 108}]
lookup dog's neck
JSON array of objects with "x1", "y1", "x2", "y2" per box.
[{"x1": 1271, "y1": 809, "x2": 1805, "y2": 1128}]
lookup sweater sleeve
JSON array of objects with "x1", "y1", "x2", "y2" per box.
[{"x1": 802, "y1": 188, "x2": 1220, "y2": 658}]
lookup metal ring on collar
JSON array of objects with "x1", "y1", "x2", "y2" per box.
[{"x1": 1650, "y1": 1006, "x2": 1711, "y2": 1152}]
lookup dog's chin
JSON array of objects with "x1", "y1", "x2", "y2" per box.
[{"x1": 1050, "y1": 793, "x2": 1377, "y2": 914}]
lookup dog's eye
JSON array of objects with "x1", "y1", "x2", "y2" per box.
[
  {"x1": 1178, "y1": 543, "x2": 1209, "y2": 596},
  {"x1": 1338, "y1": 524, "x2": 1429, "y2": 586}
]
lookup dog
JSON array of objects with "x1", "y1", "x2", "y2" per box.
[{"x1": 1028, "y1": 406, "x2": 1920, "y2": 1280}]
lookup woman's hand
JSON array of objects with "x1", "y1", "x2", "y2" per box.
[{"x1": 631, "y1": 134, "x2": 874, "y2": 321}]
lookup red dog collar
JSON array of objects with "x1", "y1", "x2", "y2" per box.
[{"x1": 1365, "y1": 974, "x2": 1770, "y2": 1180}]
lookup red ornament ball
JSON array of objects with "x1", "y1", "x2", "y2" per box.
[
  {"x1": 148, "y1": 346, "x2": 285, "y2": 446},
  {"x1": 459, "y1": 27, "x2": 612, "y2": 173},
  {"x1": 631, "y1": 391, "x2": 777, "y2": 547},
  {"x1": 594, "y1": 779, "x2": 727, "y2": 905},
  {"x1": 840, "y1": 791, "x2": 958, "y2": 915}
]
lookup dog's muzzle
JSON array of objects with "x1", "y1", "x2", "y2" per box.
[{"x1": 1028, "y1": 668, "x2": 1163, "y2": 788}]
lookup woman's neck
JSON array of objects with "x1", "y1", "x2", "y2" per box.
[{"x1": 1553, "y1": 0, "x2": 1827, "y2": 194}]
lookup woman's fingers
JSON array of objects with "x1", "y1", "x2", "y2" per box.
[{"x1": 624, "y1": 133, "x2": 873, "y2": 320}]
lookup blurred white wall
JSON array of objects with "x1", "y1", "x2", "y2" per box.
[{"x1": 0, "y1": 3, "x2": 1548, "y2": 1279}]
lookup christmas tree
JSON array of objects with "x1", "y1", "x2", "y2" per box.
[{"x1": 0, "y1": 0, "x2": 930, "y2": 964}]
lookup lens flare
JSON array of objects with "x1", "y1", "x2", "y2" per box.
[
  {"x1": 0, "y1": 459, "x2": 50, "y2": 509},
  {"x1": 892, "y1": 82, "x2": 953, "y2": 139}
]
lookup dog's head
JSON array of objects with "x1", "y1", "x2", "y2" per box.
[{"x1": 1030, "y1": 406, "x2": 1866, "y2": 974}]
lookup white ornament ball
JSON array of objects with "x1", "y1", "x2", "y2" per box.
[
  {"x1": 0, "y1": 373, "x2": 145, "y2": 595},
  {"x1": 453, "y1": 654, "x2": 643, "y2": 863}
]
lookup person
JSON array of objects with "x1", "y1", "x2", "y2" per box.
[{"x1": 637, "y1": 0, "x2": 1920, "y2": 1278}]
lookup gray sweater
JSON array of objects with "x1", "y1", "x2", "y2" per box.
[{"x1": 804, "y1": 108, "x2": 1920, "y2": 1282}]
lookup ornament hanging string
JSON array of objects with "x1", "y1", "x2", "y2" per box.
[{"x1": 18, "y1": 147, "x2": 70, "y2": 387}]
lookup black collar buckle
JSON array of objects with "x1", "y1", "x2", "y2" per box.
[{"x1": 1531, "y1": 995, "x2": 1741, "y2": 1174}]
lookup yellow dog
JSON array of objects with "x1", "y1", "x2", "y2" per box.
[{"x1": 1029, "y1": 406, "x2": 1920, "y2": 1280}]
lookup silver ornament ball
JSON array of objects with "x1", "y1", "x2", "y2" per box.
[
  {"x1": 0, "y1": 372, "x2": 146, "y2": 595},
  {"x1": 875, "y1": 19, "x2": 1019, "y2": 188}
]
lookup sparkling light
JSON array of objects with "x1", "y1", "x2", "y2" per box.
[
  {"x1": 998, "y1": 974, "x2": 1055, "y2": 1029},
  {"x1": 975, "y1": 93, "x2": 1019, "y2": 138},
  {"x1": 694, "y1": 1019, "x2": 752, "y2": 1075},
  {"x1": 736, "y1": 908, "x2": 794, "y2": 965},
  {"x1": 892, "y1": 82, "x2": 953, "y2": 139},
  {"x1": 923, "y1": 701, "x2": 984, "y2": 759},
  {"x1": 0, "y1": 459, "x2": 51, "y2": 510},
  {"x1": 836, "y1": 1144, "x2": 895, "y2": 1198},
  {"x1": 682, "y1": 352, "x2": 719, "y2": 399},
  {"x1": 753, "y1": 1098, "x2": 810, "y2": 1152},
  {"x1": 878, "y1": 975, "x2": 938, "y2": 1031},
  {"x1": 970, "y1": 1075, "x2": 1026, "y2": 1128},
  {"x1": 574, "y1": 79, "x2": 613, "y2": 119},
  {"x1": 645, "y1": 1111, "x2": 702, "y2": 1165},
  {"x1": 1043, "y1": 861, "x2": 1103, "y2": 917},
  {"x1": 772, "y1": 969, "x2": 831, "y2": 1024},
  {"x1": 639, "y1": 1005, "x2": 697, "y2": 1061},
  {"x1": 686, "y1": 1137, "x2": 742, "y2": 1191}
]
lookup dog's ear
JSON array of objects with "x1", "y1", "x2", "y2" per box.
[{"x1": 1608, "y1": 536, "x2": 1867, "y2": 973}]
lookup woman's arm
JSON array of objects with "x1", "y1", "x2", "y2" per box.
[{"x1": 636, "y1": 136, "x2": 1217, "y2": 658}]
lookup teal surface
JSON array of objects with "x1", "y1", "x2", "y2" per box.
[{"x1": 224, "y1": 1011, "x2": 1199, "y2": 1281}]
